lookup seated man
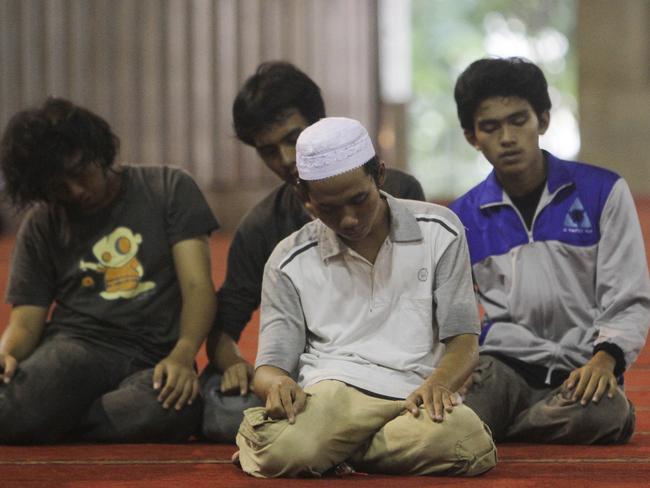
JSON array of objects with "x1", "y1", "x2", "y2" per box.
[
  {"x1": 0, "y1": 98, "x2": 218, "y2": 443},
  {"x1": 202, "y1": 61, "x2": 425, "y2": 442},
  {"x1": 450, "y1": 57, "x2": 650, "y2": 443},
  {"x1": 235, "y1": 117, "x2": 496, "y2": 478}
]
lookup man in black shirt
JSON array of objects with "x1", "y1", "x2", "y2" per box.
[{"x1": 202, "y1": 62, "x2": 425, "y2": 442}]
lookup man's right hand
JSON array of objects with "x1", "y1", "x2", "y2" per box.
[
  {"x1": 0, "y1": 352, "x2": 18, "y2": 384},
  {"x1": 265, "y1": 375, "x2": 308, "y2": 424}
]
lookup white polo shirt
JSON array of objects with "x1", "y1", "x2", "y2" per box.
[{"x1": 256, "y1": 193, "x2": 479, "y2": 399}]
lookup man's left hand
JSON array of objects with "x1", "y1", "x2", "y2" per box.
[
  {"x1": 562, "y1": 351, "x2": 618, "y2": 405},
  {"x1": 404, "y1": 380, "x2": 461, "y2": 422},
  {"x1": 153, "y1": 354, "x2": 199, "y2": 410}
]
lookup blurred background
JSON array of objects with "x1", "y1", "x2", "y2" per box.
[{"x1": 0, "y1": 0, "x2": 648, "y2": 230}]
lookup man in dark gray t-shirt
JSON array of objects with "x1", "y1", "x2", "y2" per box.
[
  {"x1": 201, "y1": 61, "x2": 425, "y2": 442},
  {"x1": 0, "y1": 98, "x2": 219, "y2": 443}
]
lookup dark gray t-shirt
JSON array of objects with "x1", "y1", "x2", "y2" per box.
[
  {"x1": 6, "y1": 165, "x2": 219, "y2": 362},
  {"x1": 215, "y1": 168, "x2": 425, "y2": 340}
]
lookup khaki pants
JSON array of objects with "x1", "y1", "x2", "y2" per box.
[{"x1": 236, "y1": 380, "x2": 496, "y2": 478}]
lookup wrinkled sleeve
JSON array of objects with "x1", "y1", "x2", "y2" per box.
[
  {"x1": 433, "y1": 218, "x2": 481, "y2": 341},
  {"x1": 593, "y1": 178, "x2": 650, "y2": 368},
  {"x1": 254, "y1": 257, "x2": 306, "y2": 374},
  {"x1": 215, "y1": 222, "x2": 269, "y2": 341}
]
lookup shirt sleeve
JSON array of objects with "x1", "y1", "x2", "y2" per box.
[
  {"x1": 5, "y1": 210, "x2": 56, "y2": 307},
  {"x1": 215, "y1": 221, "x2": 269, "y2": 341},
  {"x1": 593, "y1": 178, "x2": 650, "y2": 369},
  {"x1": 164, "y1": 168, "x2": 220, "y2": 245},
  {"x1": 432, "y1": 219, "x2": 481, "y2": 341},
  {"x1": 254, "y1": 257, "x2": 306, "y2": 374}
]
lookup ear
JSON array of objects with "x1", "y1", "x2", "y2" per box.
[
  {"x1": 538, "y1": 110, "x2": 550, "y2": 135},
  {"x1": 464, "y1": 129, "x2": 479, "y2": 150},
  {"x1": 377, "y1": 160, "x2": 386, "y2": 187}
]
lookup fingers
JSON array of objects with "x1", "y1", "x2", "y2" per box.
[
  {"x1": 220, "y1": 368, "x2": 235, "y2": 393},
  {"x1": 430, "y1": 390, "x2": 443, "y2": 422},
  {"x1": 406, "y1": 386, "x2": 456, "y2": 422},
  {"x1": 293, "y1": 389, "x2": 308, "y2": 415},
  {"x1": 236, "y1": 365, "x2": 250, "y2": 395},
  {"x1": 590, "y1": 373, "x2": 619, "y2": 404},
  {"x1": 279, "y1": 385, "x2": 296, "y2": 423},
  {"x1": 404, "y1": 393, "x2": 421, "y2": 417},
  {"x1": 1, "y1": 355, "x2": 17, "y2": 383},
  {"x1": 442, "y1": 391, "x2": 455, "y2": 412},
  {"x1": 175, "y1": 378, "x2": 194, "y2": 410},
  {"x1": 607, "y1": 375, "x2": 618, "y2": 399},
  {"x1": 153, "y1": 363, "x2": 165, "y2": 391},
  {"x1": 580, "y1": 373, "x2": 599, "y2": 405},
  {"x1": 572, "y1": 369, "x2": 591, "y2": 402},
  {"x1": 592, "y1": 375, "x2": 610, "y2": 404},
  {"x1": 220, "y1": 363, "x2": 252, "y2": 395},
  {"x1": 158, "y1": 368, "x2": 178, "y2": 408},
  {"x1": 265, "y1": 382, "x2": 307, "y2": 424},
  {"x1": 265, "y1": 388, "x2": 283, "y2": 419},
  {"x1": 562, "y1": 369, "x2": 579, "y2": 393}
]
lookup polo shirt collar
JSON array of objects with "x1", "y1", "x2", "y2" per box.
[
  {"x1": 478, "y1": 150, "x2": 574, "y2": 209},
  {"x1": 318, "y1": 191, "x2": 423, "y2": 261}
]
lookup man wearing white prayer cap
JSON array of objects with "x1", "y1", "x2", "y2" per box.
[{"x1": 235, "y1": 117, "x2": 496, "y2": 478}]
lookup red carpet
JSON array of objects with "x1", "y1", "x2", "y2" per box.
[{"x1": 2, "y1": 197, "x2": 650, "y2": 487}]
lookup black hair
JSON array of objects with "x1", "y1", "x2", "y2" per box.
[
  {"x1": 232, "y1": 61, "x2": 326, "y2": 146},
  {"x1": 454, "y1": 57, "x2": 552, "y2": 132},
  {"x1": 0, "y1": 97, "x2": 119, "y2": 208}
]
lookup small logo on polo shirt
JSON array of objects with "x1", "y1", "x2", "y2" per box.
[
  {"x1": 418, "y1": 268, "x2": 428, "y2": 281},
  {"x1": 563, "y1": 197, "x2": 593, "y2": 234}
]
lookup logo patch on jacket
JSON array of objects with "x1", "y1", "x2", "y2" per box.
[{"x1": 563, "y1": 198, "x2": 593, "y2": 234}]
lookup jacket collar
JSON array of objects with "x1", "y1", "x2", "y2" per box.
[{"x1": 478, "y1": 151, "x2": 574, "y2": 209}]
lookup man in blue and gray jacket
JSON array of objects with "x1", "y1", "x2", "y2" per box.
[{"x1": 450, "y1": 57, "x2": 650, "y2": 444}]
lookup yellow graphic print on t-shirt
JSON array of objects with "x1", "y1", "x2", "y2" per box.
[{"x1": 79, "y1": 226, "x2": 156, "y2": 300}]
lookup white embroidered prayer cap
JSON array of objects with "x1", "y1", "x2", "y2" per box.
[{"x1": 296, "y1": 117, "x2": 375, "y2": 181}]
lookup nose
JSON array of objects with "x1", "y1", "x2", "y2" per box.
[
  {"x1": 66, "y1": 180, "x2": 87, "y2": 200},
  {"x1": 500, "y1": 124, "x2": 515, "y2": 145},
  {"x1": 339, "y1": 206, "x2": 359, "y2": 230}
]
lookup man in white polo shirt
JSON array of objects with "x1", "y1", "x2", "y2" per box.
[{"x1": 235, "y1": 117, "x2": 496, "y2": 478}]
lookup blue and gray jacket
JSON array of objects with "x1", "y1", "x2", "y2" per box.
[{"x1": 450, "y1": 152, "x2": 650, "y2": 383}]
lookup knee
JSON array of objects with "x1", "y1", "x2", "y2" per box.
[
  {"x1": 202, "y1": 389, "x2": 262, "y2": 443},
  {"x1": 567, "y1": 390, "x2": 634, "y2": 444},
  {"x1": 0, "y1": 404, "x2": 35, "y2": 443},
  {"x1": 0, "y1": 387, "x2": 56, "y2": 444},
  {"x1": 257, "y1": 433, "x2": 323, "y2": 477},
  {"x1": 236, "y1": 408, "x2": 325, "y2": 478},
  {"x1": 428, "y1": 406, "x2": 497, "y2": 476}
]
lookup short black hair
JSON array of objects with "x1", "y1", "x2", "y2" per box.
[
  {"x1": 0, "y1": 97, "x2": 119, "y2": 208},
  {"x1": 298, "y1": 156, "x2": 381, "y2": 194},
  {"x1": 232, "y1": 61, "x2": 326, "y2": 146},
  {"x1": 454, "y1": 57, "x2": 552, "y2": 132}
]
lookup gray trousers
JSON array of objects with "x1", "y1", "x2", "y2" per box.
[
  {"x1": 463, "y1": 354, "x2": 635, "y2": 444},
  {"x1": 0, "y1": 334, "x2": 202, "y2": 444},
  {"x1": 200, "y1": 364, "x2": 262, "y2": 443}
]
